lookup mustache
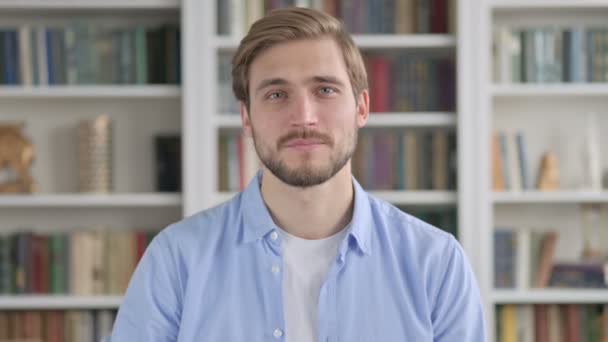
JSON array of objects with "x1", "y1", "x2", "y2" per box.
[{"x1": 277, "y1": 130, "x2": 333, "y2": 148}]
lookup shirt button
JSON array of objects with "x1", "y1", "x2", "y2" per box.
[
  {"x1": 270, "y1": 231, "x2": 278, "y2": 240},
  {"x1": 273, "y1": 329, "x2": 283, "y2": 338},
  {"x1": 271, "y1": 265, "x2": 280, "y2": 274}
]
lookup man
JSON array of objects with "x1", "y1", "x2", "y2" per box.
[{"x1": 112, "y1": 7, "x2": 486, "y2": 342}]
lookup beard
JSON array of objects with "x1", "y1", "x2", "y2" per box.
[{"x1": 251, "y1": 124, "x2": 358, "y2": 188}]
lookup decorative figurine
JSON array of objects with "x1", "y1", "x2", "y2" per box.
[{"x1": 0, "y1": 123, "x2": 35, "y2": 193}]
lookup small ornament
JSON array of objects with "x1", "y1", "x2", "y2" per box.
[
  {"x1": 0, "y1": 123, "x2": 35, "y2": 193},
  {"x1": 536, "y1": 152, "x2": 559, "y2": 190}
]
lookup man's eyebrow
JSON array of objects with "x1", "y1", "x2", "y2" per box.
[
  {"x1": 310, "y1": 75, "x2": 346, "y2": 87},
  {"x1": 254, "y1": 78, "x2": 289, "y2": 94}
]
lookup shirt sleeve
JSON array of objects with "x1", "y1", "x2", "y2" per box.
[
  {"x1": 111, "y1": 231, "x2": 183, "y2": 342},
  {"x1": 431, "y1": 236, "x2": 487, "y2": 342}
]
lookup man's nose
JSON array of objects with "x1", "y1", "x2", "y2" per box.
[{"x1": 289, "y1": 94, "x2": 318, "y2": 127}]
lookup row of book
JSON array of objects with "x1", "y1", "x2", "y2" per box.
[
  {"x1": 496, "y1": 304, "x2": 608, "y2": 342},
  {"x1": 494, "y1": 228, "x2": 608, "y2": 289},
  {"x1": 352, "y1": 129, "x2": 457, "y2": 190},
  {"x1": 367, "y1": 55, "x2": 456, "y2": 112},
  {"x1": 492, "y1": 131, "x2": 533, "y2": 192},
  {"x1": 0, "y1": 23, "x2": 180, "y2": 86},
  {"x1": 0, "y1": 230, "x2": 158, "y2": 295},
  {"x1": 0, "y1": 310, "x2": 116, "y2": 342},
  {"x1": 218, "y1": 134, "x2": 258, "y2": 192},
  {"x1": 217, "y1": 0, "x2": 454, "y2": 36},
  {"x1": 217, "y1": 128, "x2": 457, "y2": 192},
  {"x1": 494, "y1": 27, "x2": 608, "y2": 84},
  {"x1": 218, "y1": 53, "x2": 457, "y2": 114}
]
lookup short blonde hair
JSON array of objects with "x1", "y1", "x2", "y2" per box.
[{"x1": 232, "y1": 7, "x2": 368, "y2": 108}]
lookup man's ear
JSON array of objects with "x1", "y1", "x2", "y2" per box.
[
  {"x1": 356, "y1": 90, "x2": 370, "y2": 128},
  {"x1": 240, "y1": 101, "x2": 252, "y2": 137}
]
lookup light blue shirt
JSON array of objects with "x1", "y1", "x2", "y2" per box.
[{"x1": 112, "y1": 172, "x2": 486, "y2": 341}]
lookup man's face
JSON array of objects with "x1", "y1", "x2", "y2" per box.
[{"x1": 241, "y1": 37, "x2": 369, "y2": 188}]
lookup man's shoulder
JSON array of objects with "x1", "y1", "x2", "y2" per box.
[
  {"x1": 365, "y1": 192, "x2": 455, "y2": 247},
  {"x1": 159, "y1": 193, "x2": 243, "y2": 246}
]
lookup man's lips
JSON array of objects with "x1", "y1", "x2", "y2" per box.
[{"x1": 284, "y1": 139, "x2": 325, "y2": 147}]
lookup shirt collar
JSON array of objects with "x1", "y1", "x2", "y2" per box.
[{"x1": 240, "y1": 170, "x2": 373, "y2": 256}]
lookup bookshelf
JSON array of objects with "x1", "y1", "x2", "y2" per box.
[
  {"x1": 479, "y1": 0, "x2": 608, "y2": 340},
  {"x1": 0, "y1": 0, "x2": 183, "y2": 326}
]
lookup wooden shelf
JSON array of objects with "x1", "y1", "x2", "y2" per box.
[
  {"x1": 0, "y1": 0, "x2": 179, "y2": 10},
  {"x1": 0, "y1": 295, "x2": 122, "y2": 309},
  {"x1": 493, "y1": 289, "x2": 608, "y2": 304},
  {"x1": 0, "y1": 193, "x2": 182, "y2": 208},
  {"x1": 494, "y1": 191, "x2": 608, "y2": 204},
  {"x1": 215, "y1": 112, "x2": 457, "y2": 128},
  {"x1": 492, "y1": 84, "x2": 608, "y2": 97},
  {"x1": 215, "y1": 34, "x2": 457, "y2": 50},
  {"x1": 0, "y1": 85, "x2": 181, "y2": 99}
]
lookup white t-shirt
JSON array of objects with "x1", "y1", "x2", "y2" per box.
[{"x1": 279, "y1": 227, "x2": 348, "y2": 342}]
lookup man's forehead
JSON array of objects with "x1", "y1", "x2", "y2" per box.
[{"x1": 249, "y1": 38, "x2": 349, "y2": 83}]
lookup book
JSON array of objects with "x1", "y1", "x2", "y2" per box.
[
  {"x1": 155, "y1": 134, "x2": 182, "y2": 192},
  {"x1": 549, "y1": 262, "x2": 607, "y2": 288},
  {"x1": 534, "y1": 231, "x2": 558, "y2": 288}
]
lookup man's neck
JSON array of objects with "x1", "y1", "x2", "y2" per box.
[{"x1": 260, "y1": 166, "x2": 354, "y2": 240}]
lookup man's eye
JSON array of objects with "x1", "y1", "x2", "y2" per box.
[
  {"x1": 319, "y1": 87, "x2": 336, "y2": 95},
  {"x1": 267, "y1": 92, "x2": 285, "y2": 100}
]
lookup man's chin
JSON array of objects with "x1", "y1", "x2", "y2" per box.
[{"x1": 272, "y1": 168, "x2": 333, "y2": 188}]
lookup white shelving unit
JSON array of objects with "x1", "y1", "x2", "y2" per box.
[
  {"x1": 478, "y1": 1, "x2": 608, "y2": 340},
  {"x1": 0, "y1": 0, "x2": 184, "y2": 312}
]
